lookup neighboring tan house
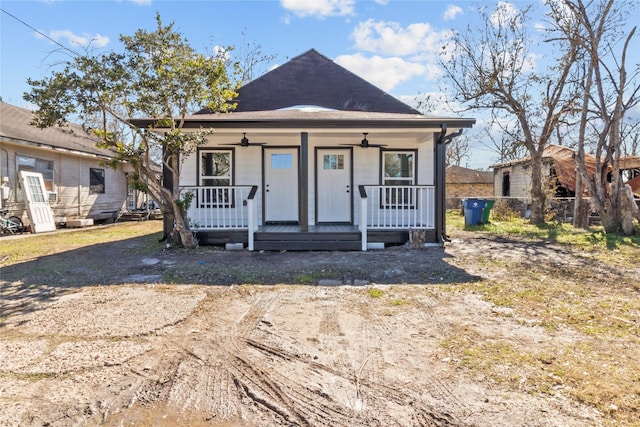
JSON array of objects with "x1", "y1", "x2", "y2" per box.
[
  {"x1": 490, "y1": 144, "x2": 640, "y2": 199},
  {"x1": 489, "y1": 145, "x2": 600, "y2": 200},
  {"x1": 446, "y1": 165, "x2": 493, "y2": 209},
  {"x1": 132, "y1": 49, "x2": 476, "y2": 250},
  {"x1": 0, "y1": 101, "x2": 132, "y2": 228}
]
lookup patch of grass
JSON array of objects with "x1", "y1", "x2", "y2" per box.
[
  {"x1": 293, "y1": 271, "x2": 340, "y2": 284},
  {"x1": 368, "y1": 288, "x2": 384, "y2": 298},
  {"x1": 0, "y1": 221, "x2": 164, "y2": 267},
  {"x1": 444, "y1": 210, "x2": 640, "y2": 424}
]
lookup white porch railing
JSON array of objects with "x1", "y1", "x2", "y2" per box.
[
  {"x1": 180, "y1": 185, "x2": 259, "y2": 250},
  {"x1": 359, "y1": 185, "x2": 436, "y2": 251}
]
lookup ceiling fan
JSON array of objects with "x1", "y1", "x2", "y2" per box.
[
  {"x1": 224, "y1": 133, "x2": 267, "y2": 147},
  {"x1": 341, "y1": 133, "x2": 387, "y2": 148}
]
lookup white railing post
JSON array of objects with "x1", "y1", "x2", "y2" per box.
[
  {"x1": 247, "y1": 197, "x2": 255, "y2": 251},
  {"x1": 359, "y1": 185, "x2": 368, "y2": 251}
]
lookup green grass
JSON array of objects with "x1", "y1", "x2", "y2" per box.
[
  {"x1": 0, "y1": 221, "x2": 164, "y2": 266},
  {"x1": 447, "y1": 210, "x2": 639, "y2": 263},
  {"x1": 444, "y1": 209, "x2": 640, "y2": 425}
]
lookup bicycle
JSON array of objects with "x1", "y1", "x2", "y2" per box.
[{"x1": 0, "y1": 209, "x2": 24, "y2": 235}]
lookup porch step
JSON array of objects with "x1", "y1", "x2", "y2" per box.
[{"x1": 253, "y1": 230, "x2": 362, "y2": 251}]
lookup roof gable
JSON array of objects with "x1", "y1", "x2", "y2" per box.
[{"x1": 222, "y1": 49, "x2": 420, "y2": 114}]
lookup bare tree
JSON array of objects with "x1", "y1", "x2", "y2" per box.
[
  {"x1": 446, "y1": 135, "x2": 471, "y2": 167},
  {"x1": 440, "y1": 3, "x2": 581, "y2": 224},
  {"x1": 556, "y1": 0, "x2": 640, "y2": 233}
]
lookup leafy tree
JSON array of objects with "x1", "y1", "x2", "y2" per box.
[
  {"x1": 24, "y1": 14, "x2": 239, "y2": 248},
  {"x1": 440, "y1": 3, "x2": 582, "y2": 224}
]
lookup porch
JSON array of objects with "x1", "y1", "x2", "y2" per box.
[{"x1": 181, "y1": 185, "x2": 437, "y2": 251}]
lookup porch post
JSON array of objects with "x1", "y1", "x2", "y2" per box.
[
  {"x1": 435, "y1": 124, "x2": 464, "y2": 242},
  {"x1": 435, "y1": 129, "x2": 447, "y2": 242},
  {"x1": 299, "y1": 132, "x2": 309, "y2": 232}
]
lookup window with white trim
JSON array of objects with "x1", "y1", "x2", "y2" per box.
[
  {"x1": 382, "y1": 151, "x2": 415, "y2": 207},
  {"x1": 199, "y1": 149, "x2": 233, "y2": 208}
]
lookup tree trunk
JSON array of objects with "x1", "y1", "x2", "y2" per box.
[
  {"x1": 172, "y1": 202, "x2": 199, "y2": 249},
  {"x1": 529, "y1": 149, "x2": 546, "y2": 224},
  {"x1": 573, "y1": 151, "x2": 590, "y2": 229}
]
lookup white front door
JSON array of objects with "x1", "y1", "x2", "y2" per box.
[
  {"x1": 317, "y1": 148, "x2": 351, "y2": 223},
  {"x1": 18, "y1": 170, "x2": 56, "y2": 233},
  {"x1": 264, "y1": 148, "x2": 299, "y2": 223}
]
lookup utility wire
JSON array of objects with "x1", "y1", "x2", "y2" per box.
[{"x1": 1, "y1": 7, "x2": 79, "y2": 57}]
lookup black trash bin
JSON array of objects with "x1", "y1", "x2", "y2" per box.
[{"x1": 462, "y1": 198, "x2": 486, "y2": 226}]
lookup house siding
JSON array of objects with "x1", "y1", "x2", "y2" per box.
[
  {"x1": 0, "y1": 140, "x2": 128, "y2": 224},
  {"x1": 183, "y1": 131, "x2": 436, "y2": 228}
]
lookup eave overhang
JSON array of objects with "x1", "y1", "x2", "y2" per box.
[{"x1": 130, "y1": 110, "x2": 476, "y2": 132}]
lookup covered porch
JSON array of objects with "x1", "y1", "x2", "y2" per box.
[{"x1": 181, "y1": 184, "x2": 437, "y2": 251}]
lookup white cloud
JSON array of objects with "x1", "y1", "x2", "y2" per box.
[
  {"x1": 351, "y1": 19, "x2": 451, "y2": 57},
  {"x1": 48, "y1": 29, "x2": 109, "y2": 48},
  {"x1": 334, "y1": 53, "x2": 425, "y2": 91},
  {"x1": 128, "y1": 0, "x2": 152, "y2": 5},
  {"x1": 280, "y1": 0, "x2": 355, "y2": 19},
  {"x1": 443, "y1": 5, "x2": 463, "y2": 21},
  {"x1": 490, "y1": 2, "x2": 520, "y2": 28}
]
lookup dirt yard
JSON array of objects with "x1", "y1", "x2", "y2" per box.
[{"x1": 1, "y1": 221, "x2": 638, "y2": 426}]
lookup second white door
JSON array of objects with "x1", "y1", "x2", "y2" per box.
[{"x1": 317, "y1": 149, "x2": 351, "y2": 223}]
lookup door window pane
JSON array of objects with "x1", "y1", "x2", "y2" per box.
[
  {"x1": 323, "y1": 154, "x2": 344, "y2": 170},
  {"x1": 26, "y1": 175, "x2": 46, "y2": 203},
  {"x1": 271, "y1": 153, "x2": 292, "y2": 169}
]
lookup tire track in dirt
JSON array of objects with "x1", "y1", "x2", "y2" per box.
[{"x1": 83, "y1": 286, "x2": 468, "y2": 426}]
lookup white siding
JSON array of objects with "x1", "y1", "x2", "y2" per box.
[{"x1": 180, "y1": 130, "x2": 438, "y2": 228}]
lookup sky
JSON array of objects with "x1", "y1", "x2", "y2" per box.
[{"x1": 1, "y1": 0, "x2": 639, "y2": 169}]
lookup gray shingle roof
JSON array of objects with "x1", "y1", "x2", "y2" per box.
[
  {"x1": 0, "y1": 101, "x2": 116, "y2": 159},
  {"x1": 199, "y1": 49, "x2": 421, "y2": 115}
]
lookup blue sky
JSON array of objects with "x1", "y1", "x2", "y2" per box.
[{"x1": 1, "y1": 0, "x2": 638, "y2": 169}]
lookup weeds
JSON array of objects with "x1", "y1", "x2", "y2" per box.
[{"x1": 444, "y1": 210, "x2": 640, "y2": 425}]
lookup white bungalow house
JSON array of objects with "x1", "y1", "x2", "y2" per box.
[{"x1": 133, "y1": 49, "x2": 475, "y2": 250}]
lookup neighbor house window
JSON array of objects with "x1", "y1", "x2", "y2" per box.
[
  {"x1": 382, "y1": 151, "x2": 415, "y2": 207},
  {"x1": 89, "y1": 168, "x2": 105, "y2": 194},
  {"x1": 199, "y1": 149, "x2": 233, "y2": 208},
  {"x1": 17, "y1": 155, "x2": 54, "y2": 191}
]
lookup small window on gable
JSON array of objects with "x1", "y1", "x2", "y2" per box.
[{"x1": 90, "y1": 168, "x2": 105, "y2": 194}]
